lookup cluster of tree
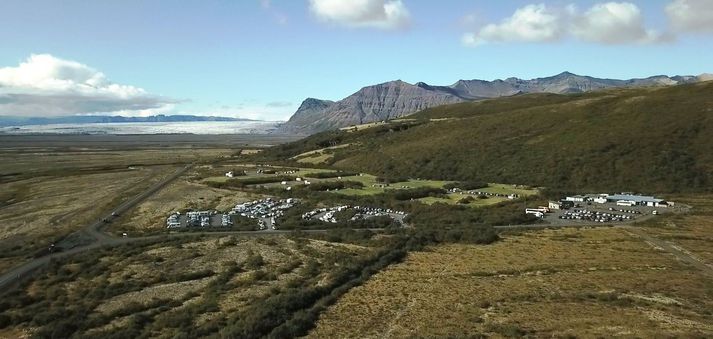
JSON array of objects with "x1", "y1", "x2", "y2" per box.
[
  {"x1": 303, "y1": 180, "x2": 364, "y2": 192},
  {"x1": 405, "y1": 200, "x2": 539, "y2": 229},
  {"x1": 206, "y1": 175, "x2": 296, "y2": 189},
  {"x1": 393, "y1": 187, "x2": 446, "y2": 201},
  {"x1": 303, "y1": 171, "x2": 359, "y2": 179},
  {"x1": 375, "y1": 175, "x2": 410, "y2": 184}
]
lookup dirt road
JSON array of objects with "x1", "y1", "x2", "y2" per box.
[{"x1": 622, "y1": 226, "x2": 713, "y2": 277}]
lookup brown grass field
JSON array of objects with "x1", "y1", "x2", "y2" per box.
[
  {"x1": 0, "y1": 146, "x2": 234, "y2": 273},
  {"x1": 1, "y1": 235, "x2": 376, "y2": 338},
  {"x1": 309, "y1": 224, "x2": 713, "y2": 338},
  {"x1": 0, "y1": 166, "x2": 173, "y2": 273}
]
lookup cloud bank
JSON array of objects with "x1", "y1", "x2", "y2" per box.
[
  {"x1": 463, "y1": 2, "x2": 669, "y2": 46},
  {"x1": 666, "y1": 0, "x2": 713, "y2": 33},
  {"x1": 0, "y1": 54, "x2": 177, "y2": 116},
  {"x1": 309, "y1": 0, "x2": 410, "y2": 30}
]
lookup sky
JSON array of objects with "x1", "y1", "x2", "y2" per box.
[{"x1": 0, "y1": 0, "x2": 711, "y2": 121}]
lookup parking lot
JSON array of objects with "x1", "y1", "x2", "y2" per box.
[
  {"x1": 543, "y1": 202, "x2": 665, "y2": 225},
  {"x1": 166, "y1": 198, "x2": 299, "y2": 231},
  {"x1": 303, "y1": 205, "x2": 407, "y2": 226}
]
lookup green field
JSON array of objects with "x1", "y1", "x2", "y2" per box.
[
  {"x1": 202, "y1": 167, "x2": 336, "y2": 184},
  {"x1": 333, "y1": 175, "x2": 452, "y2": 196},
  {"x1": 479, "y1": 183, "x2": 538, "y2": 196},
  {"x1": 419, "y1": 184, "x2": 537, "y2": 207}
]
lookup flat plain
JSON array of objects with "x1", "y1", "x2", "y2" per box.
[
  {"x1": 0, "y1": 235, "x2": 381, "y2": 338},
  {"x1": 0, "y1": 136, "x2": 248, "y2": 273},
  {"x1": 308, "y1": 205, "x2": 713, "y2": 338}
]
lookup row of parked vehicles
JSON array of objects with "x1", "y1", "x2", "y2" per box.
[
  {"x1": 559, "y1": 209, "x2": 635, "y2": 222},
  {"x1": 302, "y1": 205, "x2": 407, "y2": 224}
]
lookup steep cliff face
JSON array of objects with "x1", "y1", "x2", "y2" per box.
[
  {"x1": 279, "y1": 98, "x2": 335, "y2": 135},
  {"x1": 279, "y1": 81, "x2": 463, "y2": 134},
  {"x1": 317, "y1": 80, "x2": 464, "y2": 126},
  {"x1": 279, "y1": 72, "x2": 704, "y2": 135}
]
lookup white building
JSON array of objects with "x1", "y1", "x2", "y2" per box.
[
  {"x1": 564, "y1": 195, "x2": 587, "y2": 202},
  {"x1": 225, "y1": 171, "x2": 234, "y2": 178},
  {"x1": 606, "y1": 194, "x2": 668, "y2": 207}
]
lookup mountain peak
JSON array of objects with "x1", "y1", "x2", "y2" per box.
[
  {"x1": 297, "y1": 98, "x2": 334, "y2": 110},
  {"x1": 553, "y1": 71, "x2": 579, "y2": 78},
  {"x1": 378, "y1": 79, "x2": 411, "y2": 87}
]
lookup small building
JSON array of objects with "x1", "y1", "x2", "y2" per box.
[
  {"x1": 225, "y1": 171, "x2": 234, "y2": 178},
  {"x1": 548, "y1": 201, "x2": 562, "y2": 210},
  {"x1": 564, "y1": 195, "x2": 587, "y2": 202}
]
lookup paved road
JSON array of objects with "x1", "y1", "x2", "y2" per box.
[
  {"x1": 0, "y1": 164, "x2": 193, "y2": 292},
  {"x1": 494, "y1": 222, "x2": 618, "y2": 230},
  {"x1": 87, "y1": 164, "x2": 194, "y2": 241}
]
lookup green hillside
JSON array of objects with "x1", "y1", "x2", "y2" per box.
[{"x1": 264, "y1": 82, "x2": 713, "y2": 193}]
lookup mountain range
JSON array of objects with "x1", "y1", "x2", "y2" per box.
[
  {"x1": 278, "y1": 72, "x2": 711, "y2": 135},
  {"x1": 0, "y1": 114, "x2": 254, "y2": 127}
]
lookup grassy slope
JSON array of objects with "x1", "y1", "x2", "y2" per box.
[{"x1": 265, "y1": 82, "x2": 713, "y2": 193}]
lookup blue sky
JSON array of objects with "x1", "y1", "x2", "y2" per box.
[{"x1": 0, "y1": 0, "x2": 711, "y2": 120}]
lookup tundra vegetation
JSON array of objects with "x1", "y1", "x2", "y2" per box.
[
  {"x1": 2, "y1": 82, "x2": 713, "y2": 337},
  {"x1": 308, "y1": 196, "x2": 713, "y2": 338}
]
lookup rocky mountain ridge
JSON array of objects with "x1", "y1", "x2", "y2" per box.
[{"x1": 279, "y1": 72, "x2": 708, "y2": 135}]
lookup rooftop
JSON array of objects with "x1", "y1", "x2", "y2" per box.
[{"x1": 606, "y1": 194, "x2": 664, "y2": 203}]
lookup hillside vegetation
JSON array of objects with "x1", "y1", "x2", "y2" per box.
[{"x1": 263, "y1": 82, "x2": 713, "y2": 193}]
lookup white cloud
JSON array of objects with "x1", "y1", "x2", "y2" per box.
[
  {"x1": 309, "y1": 0, "x2": 411, "y2": 30},
  {"x1": 571, "y1": 2, "x2": 668, "y2": 44},
  {"x1": 666, "y1": 0, "x2": 713, "y2": 32},
  {"x1": 463, "y1": 2, "x2": 667, "y2": 46},
  {"x1": 0, "y1": 54, "x2": 176, "y2": 116},
  {"x1": 463, "y1": 4, "x2": 563, "y2": 46}
]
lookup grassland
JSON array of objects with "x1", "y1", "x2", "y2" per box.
[
  {"x1": 0, "y1": 145, "x2": 236, "y2": 274},
  {"x1": 309, "y1": 226, "x2": 713, "y2": 338},
  {"x1": 0, "y1": 234, "x2": 383, "y2": 338},
  {"x1": 0, "y1": 167, "x2": 174, "y2": 271},
  {"x1": 420, "y1": 183, "x2": 538, "y2": 207},
  {"x1": 201, "y1": 165, "x2": 535, "y2": 207},
  {"x1": 199, "y1": 165, "x2": 334, "y2": 184}
]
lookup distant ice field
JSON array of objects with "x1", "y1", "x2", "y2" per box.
[{"x1": 0, "y1": 121, "x2": 281, "y2": 135}]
